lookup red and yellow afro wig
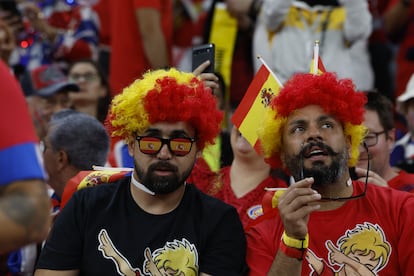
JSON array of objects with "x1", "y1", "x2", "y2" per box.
[
  {"x1": 258, "y1": 72, "x2": 367, "y2": 167},
  {"x1": 107, "y1": 68, "x2": 223, "y2": 150}
]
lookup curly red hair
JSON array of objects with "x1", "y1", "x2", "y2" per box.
[
  {"x1": 259, "y1": 72, "x2": 367, "y2": 167},
  {"x1": 107, "y1": 68, "x2": 223, "y2": 150}
]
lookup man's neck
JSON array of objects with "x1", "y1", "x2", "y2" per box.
[
  {"x1": 314, "y1": 174, "x2": 354, "y2": 211},
  {"x1": 129, "y1": 182, "x2": 186, "y2": 215}
]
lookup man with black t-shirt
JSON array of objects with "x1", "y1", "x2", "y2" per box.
[{"x1": 35, "y1": 68, "x2": 247, "y2": 275}]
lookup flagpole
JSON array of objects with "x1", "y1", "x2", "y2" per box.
[
  {"x1": 257, "y1": 55, "x2": 283, "y2": 87},
  {"x1": 313, "y1": 40, "x2": 320, "y2": 75}
]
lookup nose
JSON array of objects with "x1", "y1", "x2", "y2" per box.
[
  {"x1": 305, "y1": 124, "x2": 323, "y2": 143},
  {"x1": 156, "y1": 143, "x2": 172, "y2": 160}
]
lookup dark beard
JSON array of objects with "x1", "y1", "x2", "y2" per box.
[
  {"x1": 134, "y1": 160, "x2": 193, "y2": 194},
  {"x1": 285, "y1": 141, "x2": 348, "y2": 188}
]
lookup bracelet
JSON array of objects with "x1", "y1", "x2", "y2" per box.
[
  {"x1": 280, "y1": 240, "x2": 307, "y2": 260},
  {"x1": 282, "y1": 231, "x2": 309, "y2": 249}
]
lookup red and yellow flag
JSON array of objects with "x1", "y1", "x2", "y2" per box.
[
  {"x1": 309, "y1": 41, "x2": 326, "y2": 75},
  {"x1": 61, "y1": 170, "x2": 130, "y2": 210},
  {"x1": 231, "y1": 65, "x2": 281, "y2": 151},
  {"x1": 310, "y1": 55, "x2": 326, "y2": 75}
]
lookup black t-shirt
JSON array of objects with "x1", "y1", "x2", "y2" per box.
[{"x1": 37, "y1": 177, "x2": 247, "y2": 275}]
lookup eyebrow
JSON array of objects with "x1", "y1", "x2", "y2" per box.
[
  {"x1": 287, "y1": 115, "x2": 336, "y2": 127},
  {"x1": 144, "y1": 128, "x2": 190, "y2": 137}
]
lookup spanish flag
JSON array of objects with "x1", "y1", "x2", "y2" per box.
[
  {"x1": 61, "y1": 170, "x2": 131, "y2": 210},
  {"x1": 309, "y1": 41, "x2": 326, "y2": 75},
  {"x1": 231, "y1": 65, "x2": 281, "y2": 151},
  {"x1": 310, "y1": 55, "x2": 326, "y2": 75}
]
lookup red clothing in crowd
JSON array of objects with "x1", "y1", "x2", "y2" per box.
[
  {"x1": 108, "y1": 0, "x2": 173, "y2": 95},
  {"x1": 389, "y1": 169, "x2": 414, "y2": 192},
  {"x1": 388, "y1": 0, "x2": 414, "y2": 98},
  {"x1": 212, "y1": 166, "x2": 287, "y2": 229},
  {"x1": 188, "y1": 162, "x2": 288, "y2": 230}
]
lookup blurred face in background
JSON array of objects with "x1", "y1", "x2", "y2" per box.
[
  {"x1": 357, "y1": 109, "x2": 394, "y2": 176},
  {"x1": 68, "y1": 61, "x2": 107, "y2": 106},
  {"x1": 404, "y1": 99, "x2": 414, "y2": 134},
  {"x1": 230, "y1": 127, "x2": 260, "y2": 161}
]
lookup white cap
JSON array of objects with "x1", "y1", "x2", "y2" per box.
[{"x1": 397, "y1": 74, "x2": 414, "y2": 102}]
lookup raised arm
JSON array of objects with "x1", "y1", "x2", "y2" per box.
[{"x1": 136, "y1": 7, "x2": 169, "y2": 69}]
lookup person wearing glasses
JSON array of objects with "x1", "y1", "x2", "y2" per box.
[
  {"x1": 356, "y1": 90, "x2": 414, "y2": 193},
  {"x1": 246, "y1": 72, "x2": 414, "y2": 275},
  {"x1": 67, "y1": 59, "x2": 112, "y2": 123},
  {"x1": 35, "y1": 68, "x2": 247, "y2": 275},
  {"x1": 21, "y1": 63, "x2": 80, "y2": 140}
]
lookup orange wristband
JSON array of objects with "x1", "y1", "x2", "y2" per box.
[{"x1": 280, "y1": 240, "x2": 307, "y2": 260}]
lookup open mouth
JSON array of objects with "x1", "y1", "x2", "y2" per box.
[{"x1": 303, "y1": 146, "x2": 329, "y2": 158}]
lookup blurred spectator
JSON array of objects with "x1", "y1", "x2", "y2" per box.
[
  {"x1": 191, "y1": 127, "x2": 288, "y2": 229},
  {"x1": 67, "y1": 58, "x2": 111, "y2": 123},
  {"x1": 204, "y1": 0, "x2": 255, "y2": 109},
  {"x1": 43, "y1": 110, "x2": 110, "y2": 209},
  {"x1": 4, "y1": 0, "x2": 99, "y2": 77},
  {"x1": 383, "y1": 0, "x2": 414, "y2": 99},
  {"x1": 172, "y1": 0, "x2": 210, "y2": 70},
  {"x1": 199, "y1": 72, "x2": 232, "y2": 172},
  {"x1": 6, "y1": 110, "x2": 110, "y2": 276},
  {"x1": 0, "y1": 59, "x2": 50, "y2": 254},
  {"x1": 367, "y1": 0, "x2": 395, "y2": 101},
  {"x1": 108, "y1": 0, "x2": 173, "y2": 96},
  {"x1": 357, "y1": 90, "x2": 414, "y2": 193},
  {"x1": 253, "y1": 0, "x2": 374, "y2": 91},
  {"x1": 21, "y1": 63, "x2": 80, "y2": 140},
  {"x1": 391, "y1": 74, "x2": 414, "y2": 172},
  {"x1": 92, "y1": 0, "x2": 110, "y2": 77},
  {"x1": 0, "y1": 13, "x2": 16, "y2": 64}
]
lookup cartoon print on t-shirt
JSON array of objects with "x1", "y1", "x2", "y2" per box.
[
  {"x1": 98, "y1": 229, "x2": 199, "y2": 275},
  {"x1": 306, "y1": 222, "x2": 391, "y2": 275}
]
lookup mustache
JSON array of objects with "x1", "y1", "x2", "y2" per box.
[
  {"x1": 300, "y1": 141, "x2": 338, "y2": 157},
  {"x1": 148, "y1": 161, "x2": 178, "y2": 172}
]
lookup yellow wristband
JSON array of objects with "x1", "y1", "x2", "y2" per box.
[{"x1": 282, "y1": 231, "x2": 309, "y2": 249}]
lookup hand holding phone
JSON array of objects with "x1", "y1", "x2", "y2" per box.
[{"x1": 192, "y1": 43, "x2": 215, "y2": 73}]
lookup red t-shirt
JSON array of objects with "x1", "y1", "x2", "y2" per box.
[
  {"x1": 246, "y1": 181, "x2": 414, "y2": 275},
  {"x1": 388, "y1": 169, "x2": 414, "y2": 193},
  {"x1": 189, "y1": 163, "x2": 288, "y2": 230},
  {"x1": 109, "y1": 0, "x2": 173, "y2": 95},
  {"x1": 387, "y1": 0, "x2": 414, "y2": 97},
  {"x1": 213, "y1": 166, "x2": 287, "y2": 229}
]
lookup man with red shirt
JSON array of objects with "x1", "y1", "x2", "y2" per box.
[{"x1": 246, "y1": 72, "x2": 414, "y2": 275}]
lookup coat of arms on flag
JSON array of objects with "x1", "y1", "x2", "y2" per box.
[{"x1": 231, "y1": 61, "x2": 281, "y2": 152}]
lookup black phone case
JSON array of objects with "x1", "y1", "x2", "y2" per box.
[{"x1": 191, "y1": 43, "x2": 215, "y2": 73}]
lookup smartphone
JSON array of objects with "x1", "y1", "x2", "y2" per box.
[{"x1": 191, "y1": 43, "x2": 215, "y2": 73}]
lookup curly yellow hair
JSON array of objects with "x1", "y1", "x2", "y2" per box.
[
  {"x1": 107, "y1": 68, "x2": 223, "y2": 150},
  {"x1": 258, "y1": 72, "x2": 367, "y2": 167}
]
